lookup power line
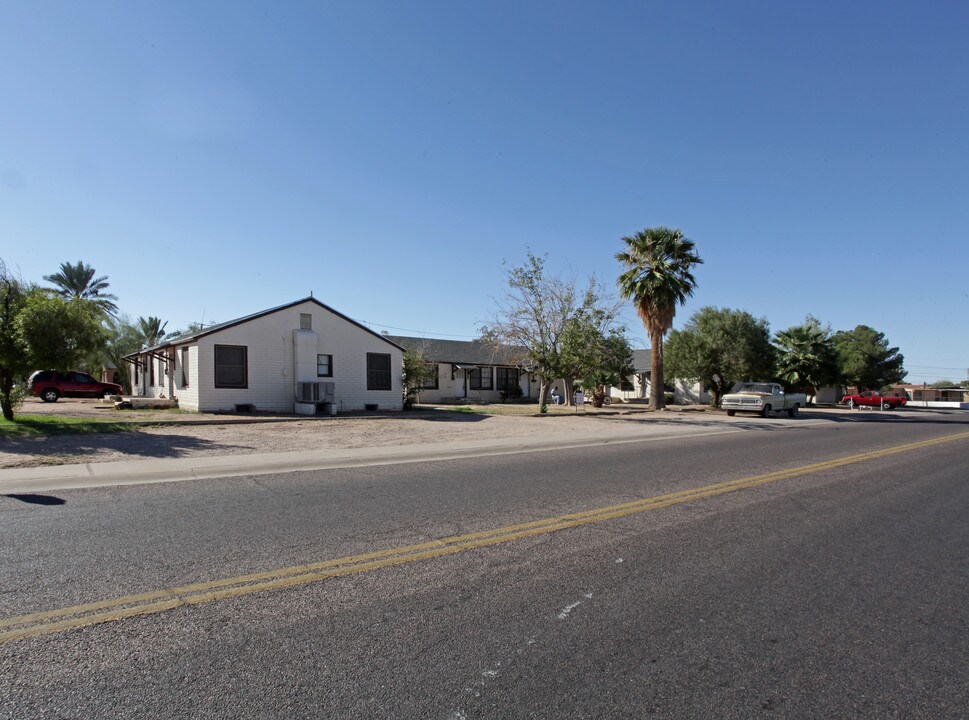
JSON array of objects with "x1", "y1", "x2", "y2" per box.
[{"x1": 905, "y1": 364, "x2": 969, "y2": 371}]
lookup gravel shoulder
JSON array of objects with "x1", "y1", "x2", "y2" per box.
[{"x1": 2, "y1": 399, "x2": 719, "y2": 469}]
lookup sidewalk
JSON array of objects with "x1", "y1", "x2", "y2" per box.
[{"x1": 0, "y1": 422, "x2": 748, "y2": 495}]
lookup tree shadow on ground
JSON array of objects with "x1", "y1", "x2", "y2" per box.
[
  {"x1": 384, "y1": 409, "x2": 491, "y2": 423},
  {"x1": 0, "y1": 432, "x2": 252, "y2": 463},
  {"x1": 3, "y1": 493, "x2": 66, "y2": 505}
]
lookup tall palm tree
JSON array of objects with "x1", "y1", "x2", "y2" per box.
[
  {"x1": 616, "y1": 227, "x2": 703, "y2": 410},
  {"x1": 43, "y1": 260, "x2": 119, "y2": 316},
  {"x1": 137, "y1": 316, "x2": 170, "y2": 347}
]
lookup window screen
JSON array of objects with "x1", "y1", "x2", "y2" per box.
[
  {"x1": 367, "y1": 353, "x2": 392, "y2": 390},
  {"x1": 215, "y1": 345, "x2": 248, "y2": 388}
]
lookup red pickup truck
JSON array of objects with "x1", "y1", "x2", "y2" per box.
[{"x1": 841, "y1": 391, "x2": 907, "y2": 410}]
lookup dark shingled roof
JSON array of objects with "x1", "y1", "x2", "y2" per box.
[
  {"x1": 632, "y1": 349, "x2": 649, "y2": 373},
  {"x1": 385, "y1": 336, "x2": 527, "y2": 366}
]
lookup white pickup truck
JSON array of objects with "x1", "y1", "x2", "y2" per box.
[{"x1": 721, "y1": 382, "x2": 807, "y2": 418}]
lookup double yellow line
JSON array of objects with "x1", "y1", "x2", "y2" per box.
[{"x1": 3, "y1": 430, "x2": 968, "y2": 644}]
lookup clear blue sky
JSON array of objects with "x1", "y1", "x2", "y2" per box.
[{"x1": 2, "y1": 1, "x2": 967, "y2": 384}]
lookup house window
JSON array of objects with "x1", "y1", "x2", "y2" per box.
[
  {"x1": 215, "y1": 345, "x2": 248, "y2": 388},
  {"x1": 470, "y1": 367, "x2": 493, "y2": 390},
  {"x1": 300, "y1": 313, "x2": 312, "y2": 331},
  {"x1": 496, "y1": 367, "x2": 518, "y2": 391},
  {"x1": 181, "y1": 347, "x2": 190, "y2": 388},
  {"x1": 421, "y1": 366, "x2": 439, "y2": 390},
  {"x1": 367, "y1": 353, "x2": 392, "y2": 390},
  {"x1": 317, "y1": 354, "x2": 333, "y2": 377},
  {"x1": 620, "y1": 379, "x2": 634, "y2": 391},
  {"x1": 149, "y1": 358, "x2": 154, "y2": 386}
]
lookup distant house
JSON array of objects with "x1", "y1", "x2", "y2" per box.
[
  {"x1": 616, "y1": 349, "x2": 709, "y2": 405},
  {"x1": 125, "y1": 298, "x2": 404, "y2": 413},
  {"x1": 893, "y1": 384, "x2": 969, "y2": 409},
  {"x1": 604, "y1": 348, "x2": 649, "y2": 402},
  {"x1": 387, "y1": 336, "x2": 540, "y2": 404}
]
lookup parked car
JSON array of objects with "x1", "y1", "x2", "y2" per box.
[
  {"x1": 721, "y1": 382, "x2": 807, "y2": 418},
  {"x1": 841, "y1": 391, "x2": 907, "y2": 410},
  {"x1": 27, "y1": 370, "x2": 123, "y2": 403}
]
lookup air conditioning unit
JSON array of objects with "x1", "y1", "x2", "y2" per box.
[{"x1": 295, "y1": 381, "x2": 336, "y2": 403}]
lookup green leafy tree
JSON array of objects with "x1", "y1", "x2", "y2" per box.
[
  {"x1": 577, "y1": 330, "x2": 634, "y2": 406},
  {"x1": 43, "y1": 260, "x2": 119, "y2": 316},
  {"x1": 0, "y1": 263, "x2": 106, "y2": 420},
  {"x1": 664, "y1": 306, "x2": 774, "y2": 407},
  {"x1": 832, "y1": 325, "x2": 906, "y2": 391},
  {"x1": 616, "y1": 227, "x2": 703, "y2": 410},
  {"x1": 773, "y1": 316, "x2": 839, "y2": 399},
  {"x1": 481, "y1": 252, "x2": 620, "y2": 408},
  {"x1": 402, "y1": 348, "x2": 438, "y2": 410},
  {"x1": 930, "y1": 379, "x2": 956, "y2": 388},
  {"x1": 554, "y1": 288, "x2": 625, "y2": 405},
  {"x1": 103, "y1": 316, "x2": 145, "y2": 394},
  {"x1": 17, "y1": 294, "x2": 107, "y2": 371},
  {"x1": 0, "y1": 263, "x2": 30, "y2": 420}
]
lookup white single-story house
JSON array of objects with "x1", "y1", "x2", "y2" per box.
[
  {"x1": 386, "y1": 336, "x2": 540, "y2": 404},
  {"x1": 125, "y1": 297, "x2": 404, "y2": 413}
]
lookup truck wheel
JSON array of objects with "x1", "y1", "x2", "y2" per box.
[
  {"x1": 881, "y1": 401, "x2": 892, "y2": 410},
  {"x1": 761, "y1": 404, "x2": 772, "y2": 418},
  {"x1": 726, "y1": 409, "x2": 736, "y2": 416},
  {"x1": 41, "y1": 388, "x2": 60, "y2": 403},
  {"x1": 788, "y1": 404, "x2": 799, "y2": 417}
]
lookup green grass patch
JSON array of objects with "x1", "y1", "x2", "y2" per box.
[{"x1": 0, "y1": 415, "x2": 139, "y2": 438}]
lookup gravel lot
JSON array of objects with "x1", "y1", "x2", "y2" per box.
[{"x1": 2, "y1": 398, "x2": 706, "y2": 469}]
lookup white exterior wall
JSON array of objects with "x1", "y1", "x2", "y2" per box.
[
  {"x1": 173, "y1": 345, "x2": 200, "y2": 411},
  {"x1": 416, "y1": 363, "x2": 538, "y2": 404},
  {"x1": 673, "y1": 380, "x2": 710, "y2": 405},
  {"x1": 906, "y1": 401, "x2": 969, "y2": 409},
  {"x1": 191, "y1": 301, "x2": 402, "y2": 412}
]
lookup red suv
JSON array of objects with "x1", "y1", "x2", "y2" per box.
[{"x1": 27, "y1": 370, "x2": 123, "y2": 403}]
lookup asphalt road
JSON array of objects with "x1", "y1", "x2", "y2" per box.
[{"x1": 2, "y1": 411, "x2": 968, "y2": 718}]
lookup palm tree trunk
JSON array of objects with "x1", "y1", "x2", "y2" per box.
[{"x1": 650, "y1": 331, "x2": 665, "y2": 410}]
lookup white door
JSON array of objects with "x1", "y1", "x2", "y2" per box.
[{"x1": 455, "y1": 370, "x2": 466, "y2": 398}]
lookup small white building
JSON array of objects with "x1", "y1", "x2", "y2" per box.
[{"x1": 125, "y1": 298, "x2": 404, "y2": 413}]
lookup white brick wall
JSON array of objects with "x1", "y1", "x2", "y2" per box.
[{"x1": 173, "y1": 345, "x2": 200, "y2": 410}]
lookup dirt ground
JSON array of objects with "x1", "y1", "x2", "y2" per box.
[{"x1": 2, "y1": 397, "x2": 708, "y2": 469}]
